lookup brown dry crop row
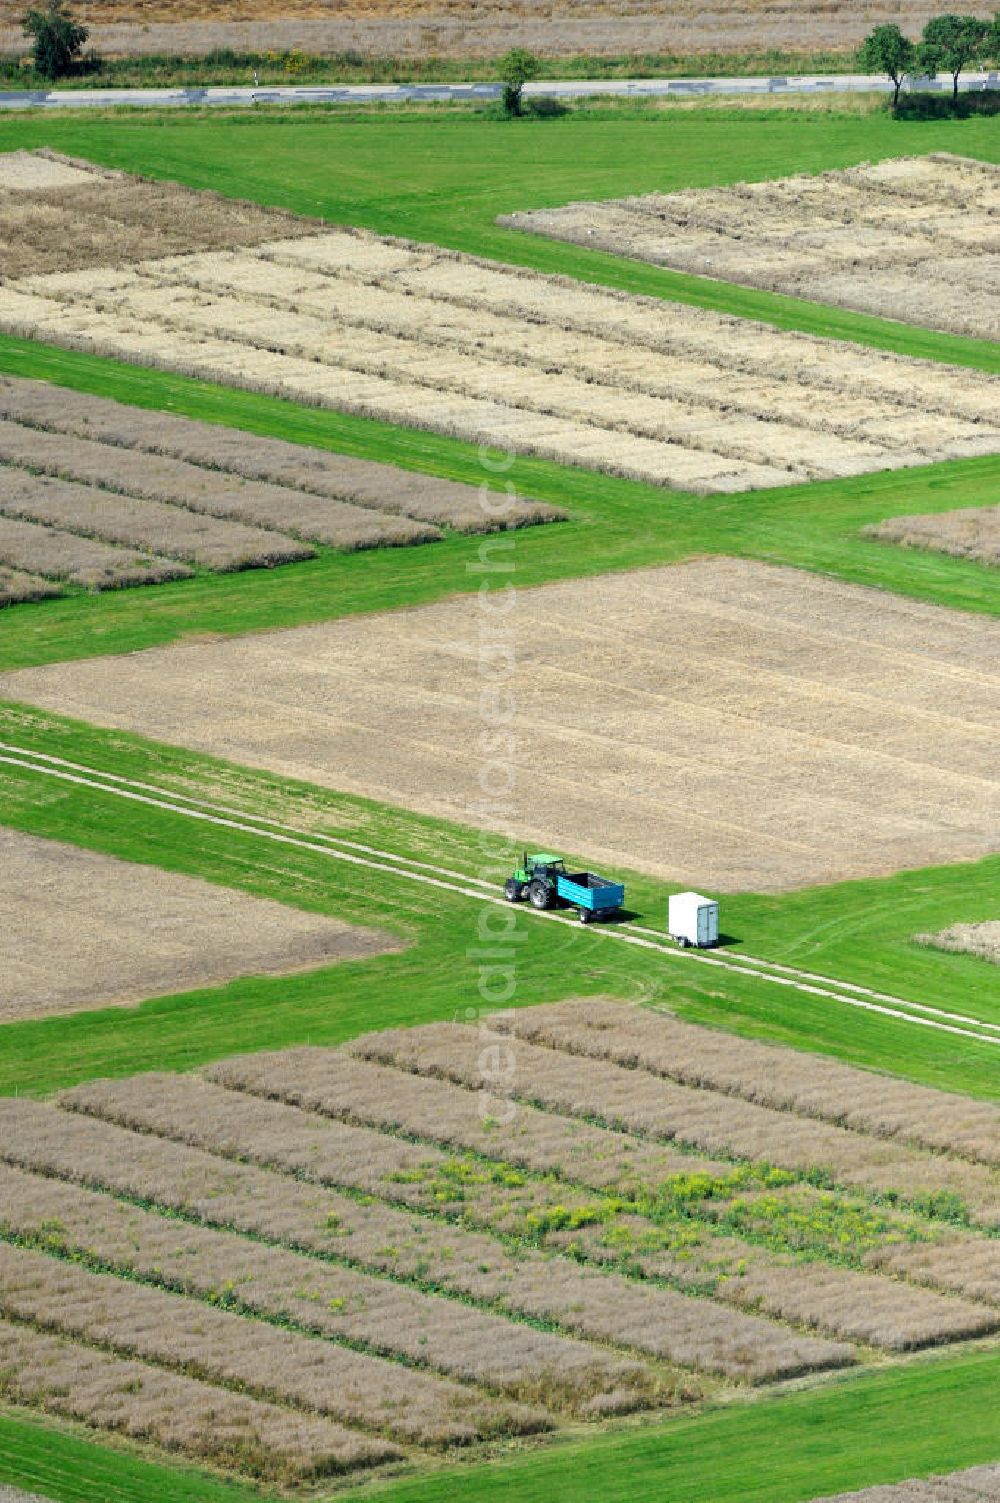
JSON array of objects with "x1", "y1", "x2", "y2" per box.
[
  {"x1": 151, "y1": 250, "x2": 948, "y2": 474},
  {"x1": 203, "y1": 1044, "x2": 729, "y2": 1189},
  {"x1": 812, "y1": 1461, "x2": 1000, "y2": 1501},
  {"x1": 0, "y1": 565, "x2": 61, "y2": 605},
  {"x1": 507, "y1": 1000, "x2": 1000, "y2": 1169},
  {"x1": 267, "y1": 233, "x2": 1000, "y2": 425},
  {"x1": 0, "y1": 1098, "x2": 853, "y2": 1383},
  {"x1": 0, "y1": 1161, "x2": 659, "y2": 1418},
  {"x1": 865, "y1": 508, "x2": 1000, "y2": 569},
  {"x1": 201, "y1": 1046, "x2": 998, "y2": 1352},
  {"x1": 502, "y1": 155, "x2": 1000, "y2": 339},
  {"x1": 918, "y1": 922, "x2": 1000, "y2": 965},
  {"x1": 0, "y1": 374, "x2": 559, "y2": 534},
  {"x1": 0, "y1": 171, "x2": 323, "y2": 280},
  {"x1": 0, "y1": 513, "x2": 188, "y2": 590},
  {"x1": 0, "y1": 467, "x2": 311, "y2": 571},
  {"x1": 0, "y1": 1315, "x2": 393, "y2": 1482},
  {"x1": 0, "y1": 1240, "x2": 543, "y2": 1448},
  {"x1": 62, "y1": 1073, "x2": 996, "y2": 1354},
  {"x1": 0, "y1": 417, "x2": 437, "y2": 550},
  {"x1": 352, "y1": 1024, "x2": 1000, "y2": 1226},
  {"x1": 201, "y1": 1049, "x2": 1000, "y2": 1352}
]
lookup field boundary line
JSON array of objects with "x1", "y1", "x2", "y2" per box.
[{"x1": 1, "y1": 743, "x2": 998, "y2": 1051}]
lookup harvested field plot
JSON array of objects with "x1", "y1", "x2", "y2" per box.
[
  {"x1": 0, "y1": 826, "x2": 399, "y2": 1022},
  {"x1": 0, "y1": 1, "x2": 986, "y2": 59},
  {"x1": 919, "y1": 922, "x2": 1000, "y2": 966},
  {"x1": 0, "y1": 377, "x2": 556, "y2": 536},
  {"x1": 866, "y1": 506, "x2": 1000, "y2": 570},
  {"x1": 8, "y1": 558, "x2": 1000, "y2": 890},
  {"x1": 3, "y1": 186, "x2": 999, "y2": 493},
  {"x1": 813, "y1": 1464, "x2": 1000, "y2": 1500},
  {"x1": 5, "y1": 999, "x2": 1000, "y2": 1487},
  {"x1": 503, "y1": 154, "x2": 1000, "y2": 341}
]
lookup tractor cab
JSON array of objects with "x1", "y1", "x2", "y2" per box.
[{"x1": 522, "y1": 853, "x2": 565, "y2": 881}]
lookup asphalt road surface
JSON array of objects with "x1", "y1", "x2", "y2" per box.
[{"x1": 0, "y1": 70, "x2": 997, "y2": 110}]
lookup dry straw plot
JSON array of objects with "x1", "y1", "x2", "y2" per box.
[
  {"x1": 3, "y1": 187, "x2": 999, "y2": 494},
  {"x1": 8, "y1": 557, "x2": 1000, "y2": 891},
  {"x1": 511, "y1": 999, "x2": 1000, "y2": 1168},
  {"x1": 866, "y1": 507, "x2": 1000, "y2": 570},
  {"x1": 0, "y1": 1317, "x2": 395, "y2": 1482},
  {"x1": 0, "y1": 1162, "x2": 656, "y2": 1418},
  {"x1": 0, "y1": 375, "x2": 557, "y2": 537},
  {"x1": 0, "y1": 1097, "x2": 854, "y2": 1384},
  {"x1": 0, "y1": 826, "x2": 398, "y2": 1022},
  {"x1": 354, "y1": 1023, "x2": 1000, "y2": 1226},
  {"x1": 0, "y1": 513, "x2": 188, "y2": 590},
  {"x1": 0, "y1": 0, "x2": 988, "y2": 59},
  {"x1": 813, "y1": 1464, "x2": 1000, "y2": 1500},
  {"x1": 0, "y1": 565, "x2": 61, "y2": 604},
  {"x1": 918, "y1": 921, "x2": 1000, "y2": 966},
  {"x1": 0, "y1": 1241, "x2": 543, "y2": 1448},
  {"x1": 503, "y1": 154, "x2": 1000, "y2": 341}
]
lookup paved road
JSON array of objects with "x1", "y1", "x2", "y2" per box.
[{"x1": 0, "y1": 69, "x2": 997, "y2": 110}]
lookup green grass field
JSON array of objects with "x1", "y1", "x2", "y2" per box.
[{"x1": 0, "y1": 99, "x2": 998, "y2": 1503}]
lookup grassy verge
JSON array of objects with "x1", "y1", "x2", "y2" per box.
[
  {"x1": 1, "y1": 703, "x2": 999, "y2": 1099},
  {"x1": 0, "y1": 47, "x2": 866, "y2": 92}
]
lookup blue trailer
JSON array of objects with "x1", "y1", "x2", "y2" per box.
[{"x1": 504, "y1": 852, "x2": 625, "y2": 924}]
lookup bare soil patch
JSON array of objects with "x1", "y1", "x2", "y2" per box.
[
  {"x1": 5, "y1": 222, "x2": 999, "y2": 494},
  {"x1": 813, "y1": 1464, "x2": 1000, "y2": 1500},
  {"x1": 503, "y1": 154, "x2": 1000, "y2": 340},
  {"x1": 0, "y1": 826, "x2": 399, "y2": 1022},
  {"x1": 865, "y1": 506, "x2": 1000, "y2": 569},
  {"x1": 6, "y1": 558, "x2": 1000, "y2": 891},
  {"x1": 918, "y1": 921, "x2": 1000, "y2": 965}
]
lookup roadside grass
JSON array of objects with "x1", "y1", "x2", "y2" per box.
[
  {"x1": 0, "y1": 47, "x2": 868, "y2": 91},
  {"x1": 0, "y1": 337, "x2": 996, "y2": 669},
  {"x1": 1, "y1": 705, "x2": 999, "y2": 1100}
]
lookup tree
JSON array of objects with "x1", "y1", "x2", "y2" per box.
[
  {"x1": 918, "y1": 13, "x2": 990, "y2": 101},
  {"x1": 21, "y1": 0, "x2": 88, "y2": 78},
  {"x1": 499, "y1": 48, "x2": 539, "y2": 116},
  {"x1": 858, "y1": 24, "x2": 916, "y2": 108}
]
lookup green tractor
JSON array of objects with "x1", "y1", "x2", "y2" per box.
[{"x1": 504, "y1": 851, "x2": 625, "y2": 923}]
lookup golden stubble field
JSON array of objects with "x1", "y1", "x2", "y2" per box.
[
  {"x1": 0, "y1": 826, "x2": 399, "y2": 1021},
  {"x1": 504, "y1": 154, "x2": 1000, "y2": 341},
  {"x1": 5, "y1": 558, "x2": 1000, "y2": 892}
]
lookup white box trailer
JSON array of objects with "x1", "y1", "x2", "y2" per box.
[{"x1": 668, "y1": 891, "x2": 719, "y2": 949}]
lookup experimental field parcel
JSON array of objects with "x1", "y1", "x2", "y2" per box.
[
  {"x1": 6, "y1": 557, "x2": 1000, "y2": 891},
  {"x1": 0, "y1": 825, "x2": 400, "y2": 1023},
  {"x1": 3, "y1": 155, "x2": 1000, "y2": 494},
  {"x1": 503, "y1": 153, "x2": 1000, "y2": 341},
  {"x1": 0, "y1": 372, "x2": 559, "y2": 605},
  {"x1": 3, "y1": 1000, "x2": 1000, "y2": 1488}
]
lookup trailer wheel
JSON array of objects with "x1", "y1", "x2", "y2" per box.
[
  {"x1": 528, "y1": 879, "x2": 552, "y2": 911},
  {"x1": 578, "y1": 907, "x2": 592, "y2": 924},
  {"x1": 504, "y1": 879, "x2": 523, "y2": 903},
  {"x1": 676, "y1": 934, "x2": 689, "y2": 948}
]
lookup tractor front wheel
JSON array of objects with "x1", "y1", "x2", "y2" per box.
[
  {"x1": 504, "y1": 879, "x2": 523, "y2": 903},
  {"x1": 528, "y1": 879, "x2": 552, "y2": 911}
]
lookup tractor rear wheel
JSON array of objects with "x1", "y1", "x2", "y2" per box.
[
  {"x1": 504, "y1": 879, "x2": 523, "y2": 903},
  {"x1": 528, "y1": 879, "x2": 552, "y2": 911}
]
